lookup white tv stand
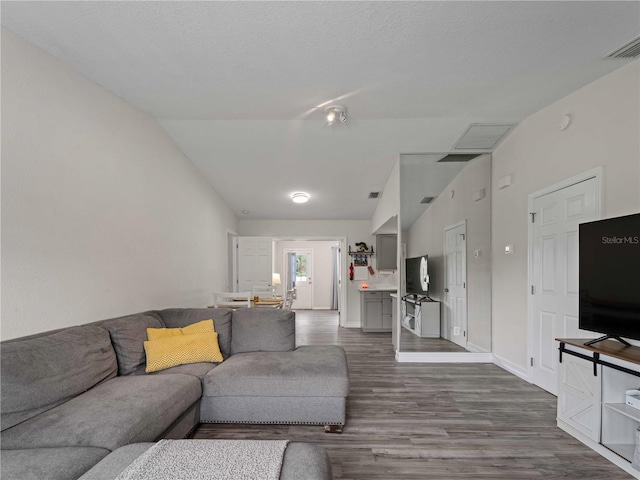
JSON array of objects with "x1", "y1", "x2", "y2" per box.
[
  {"x1": 556, "y1": 338, "x2": 640, "y2": 478},
  {"x1": 401, "y1": 295, "x2": 440, "y2": 338}
]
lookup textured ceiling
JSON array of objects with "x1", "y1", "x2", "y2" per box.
[{"x1": 2, "y1": 1, "x2": 638, "y2": 221}]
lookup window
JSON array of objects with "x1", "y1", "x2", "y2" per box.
[{"x1": 295, "y1": 254, "x2": 308, "y2": 282}]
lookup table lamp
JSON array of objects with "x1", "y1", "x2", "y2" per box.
[{"x1": 272, "y1": 273, "x2": 281, "y2": 297}]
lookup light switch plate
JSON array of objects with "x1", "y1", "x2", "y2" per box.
[{"x1": 498, "y1": 175, "x2": 513, "y2": 189}]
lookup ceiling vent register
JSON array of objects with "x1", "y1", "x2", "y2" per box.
[
  {"x1": 453, "y1": 124, "x2": 515, "y2": 151},
  {"x1": 437, "y1": 154, "x2": 482, "y2": 163},
  {"x1": 420, "y1": 197, "x2": 435, "y2": 204},
  {"x1": 368, "y1": 192, "x2": 380, "y2": 199},
  {"x1": 605, "y1": 35, "x2": 640, "y2": 59}
]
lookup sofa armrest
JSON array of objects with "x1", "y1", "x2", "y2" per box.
[{"x1": 230, "y1": 309, "x2": 295, "y2": 354}]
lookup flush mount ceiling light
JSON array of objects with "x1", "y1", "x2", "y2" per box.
[
  {"x1": 324, "y1": 105, "x2": 347, "y2": 126},
  {"x1": 291, "y1": 192, "x2": 310, "y2": 204}
]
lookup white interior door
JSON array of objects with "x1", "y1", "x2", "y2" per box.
[
  {"x1": 530, "y1": 177, "x2": 599, "y2": 395},
  {"x1": 237, "y1": 237, "x2": 272, "y2": 293},
  {"x1": 284, "y1": 249, "x2": 313, "y2": 309},
  {"x1": 444, "y1": 222, "x2": 467, "y2": 348},
  {"x1": 227, "y1": 231, "x2": 238, "y2": 292}
]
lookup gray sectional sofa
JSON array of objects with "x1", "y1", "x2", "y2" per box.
[{"x1": 1, "y1": 307, "x2": 349, "y2": 480}]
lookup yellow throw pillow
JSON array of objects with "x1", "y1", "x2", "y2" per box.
[
  {"x1": 144, "y1": 332, "x2": 223, "y2": 373},
  {"x1": 146, "y1": 319, "x2": 215, "y2": 341}
]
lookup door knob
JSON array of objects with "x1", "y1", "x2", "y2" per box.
[{"x1": 443, "y1": 288, "x2": 449, "y2": 293}]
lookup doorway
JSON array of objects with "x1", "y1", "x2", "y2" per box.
[
  {"x1": 444, "y1": 221, "x2": 468, "y2": 348},
  {"x1": 276, "y1": 240, "x2": 343, "y2": 315},
  {"x1": 528, "y1": 170, "x2": 601, "y2": 395},
  {"x1": 284, "y1": 249, "x2": 313, "y2": 309}
]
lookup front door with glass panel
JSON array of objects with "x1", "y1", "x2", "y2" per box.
[{"x1": 284, "y1": 249, "x2": 313, "y2": 309}]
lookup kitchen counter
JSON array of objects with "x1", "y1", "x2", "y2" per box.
[{"x1": 358, "y1": 286, "x2": 397, "y2": 292}]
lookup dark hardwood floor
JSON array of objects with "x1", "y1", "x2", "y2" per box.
[
  {"x1": 189, "y1": 310, "x2": 632, "y2": 479},
  {"x1": 399, "y1": 327, "x2": 467, "y2": 352}
]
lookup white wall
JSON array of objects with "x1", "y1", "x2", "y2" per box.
[
  {"x1": 273, "y1": 240, "x2": 337, "y2": 309},
  {"x1": 1, "y1": 29, "x2": 238, "y2": 340},
  {"x1": 239, "y1": 220, "x2": 374, "y2": 327},
  {"x1": 406, "y1": 155, "x2": 492, "y2": 352},
  {"x1": 492, "y1": 59, "x2": 640, "y2": 370},
  {"x1": 371, "y1": 158, "x2": 400, "y2": 234}
]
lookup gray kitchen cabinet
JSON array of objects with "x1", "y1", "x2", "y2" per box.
[
  {"x1": 361, "y1": 291, "x2": 393, "y2": 332},
  {"x1": 382, "y1": 294, "x2": 392, "y2": 330},
  {"x1": 376, "y1": 234, "x2": 397, "y2": 270}
]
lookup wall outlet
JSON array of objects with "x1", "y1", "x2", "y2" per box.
[{"x1": 453, "y1": 326, "x2": 460, "y2": 336}]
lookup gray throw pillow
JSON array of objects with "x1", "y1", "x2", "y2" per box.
[
  {"x1": 230, "y1": 309, "x2": 295, "y2": 355},
  {"x1": 98, "y1": 313, "x2": 164, "y2": 375}
]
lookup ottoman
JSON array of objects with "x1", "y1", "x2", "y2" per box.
[
  {"x1": 79, "y1": 441, "x2": 333, "y2": 480},
  {"x1": 200, "y1": 345, "x2": 349, "y2": 432}
]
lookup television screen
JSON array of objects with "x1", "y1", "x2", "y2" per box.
[
  {"x1": 579, "y1": 213, "x2": 640, "y2": 341},
  {"x1": 406, "y1": 255, "x2": 429, "y2": 296}
]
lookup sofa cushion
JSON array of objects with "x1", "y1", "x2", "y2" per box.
[
  {"x1": 157, "y1": 308, "x2": 232, "y2": 357},
  {"x1": 1, "y1": 374, "x2": 201, "y2": 452},
  {"x1": 95, "y1": 312, "x2": 164, "y2": 375},
  {"x1": 79, "y1": 443, "x2": 155, "y2": 480},
  {"x1": 230, "y1": 309, "x2": 295, "y2": 355},
  {"x1": 146, "y1": 319, "x2": 214, "y2": 341},
  {"x1": 144, "y1": 332, "x2": 223, "y2": 372},
  {"x1": 280, "y1": 442, "x2": 333, "y2": 480},
  {"x1": 1, "y1": 447, "x2": 110, "y2": 480},
  {"x1": 146, "y1": 362, "x2": 218, "y2": 380},
  {"x1": 1, "y1": 326, "x2": 117, "y2": 431},
  {"x1": 204, "y1": 345, "x2": 349, "y2": 398}
]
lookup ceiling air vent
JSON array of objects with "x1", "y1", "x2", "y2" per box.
[
  {"x1": 368, "y1": 192, "x2": 380, "y2": 199},
  {"x1": 453, "y1": 124, "x2": 515, "y2": 150},
  {"x1": 605, "y1": 35, "x2": 640, "y2": 59},
  {"x1": 437, "y1": 153, "x2": 482, "y2": 163},
  {"x1": 420, "y1": 196, "x2": 435, "y2": 204}
]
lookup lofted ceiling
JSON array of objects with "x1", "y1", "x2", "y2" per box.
[{"x1": 2, "y1": 1, "x2": 638, "y2": 221}]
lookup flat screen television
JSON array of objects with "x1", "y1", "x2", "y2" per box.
[
  {"x1": 579, "y1": 212, "x2": 640, "y2": 345},
  {"x1": 406, "y1": 255, "x2": 429, "y2": 296}
]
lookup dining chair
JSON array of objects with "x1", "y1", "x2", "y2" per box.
[
  {"x1": 252, "y1": 285, "x2": 275, "y2": 299},
  {"x1": 212, "y1": 292, "x2": 251, "y2": 308},
  {"x1": 283, "y1": 289, "x2": 295, "y2": 309}
]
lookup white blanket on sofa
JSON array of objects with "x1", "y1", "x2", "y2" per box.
[{"x1": 116, "y1": 439, "x2": 289, "y2": 480}]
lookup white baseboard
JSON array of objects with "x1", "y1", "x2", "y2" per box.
[
  {"x1": 466, "y1": 342, "x2": 489, "y2": 353},
  {"x1": 396, "y1": 351, "x2": 493, "y2": 363},
  {"x1": 492, "y1": 353, "x2": 529, "y2": 381}
]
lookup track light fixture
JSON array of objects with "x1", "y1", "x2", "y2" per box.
[{"x1": 324, "y1": 105, "x2": 347, "y2": 126}]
